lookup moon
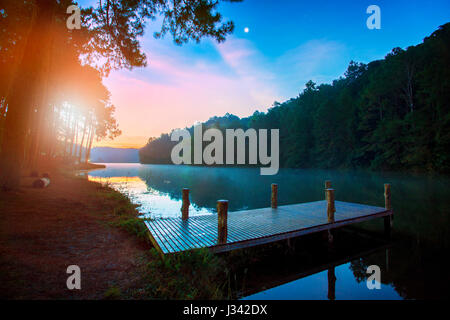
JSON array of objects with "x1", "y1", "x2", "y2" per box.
[{"x1": 244, "y1": 27, "x2": 249, "y2": 33}]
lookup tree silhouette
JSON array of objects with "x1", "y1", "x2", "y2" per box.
[{"x1": 0, "y1": 0, "x2": 242, "y2": 189}]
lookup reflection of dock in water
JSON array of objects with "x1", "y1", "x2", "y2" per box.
[
  {"x1": 144, "y1": 182, "x2": 394, "y2": 255},
  {"x1": 240, "y1": 238, "x2": 392, "y2": 300}
]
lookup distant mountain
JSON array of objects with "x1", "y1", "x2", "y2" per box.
[{"x1": 90, "y1": 147, "x2": 139, "y2": 163}]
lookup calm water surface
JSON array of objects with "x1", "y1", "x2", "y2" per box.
[{"x1": 88, "y1": 163, "x2": 450, "y2": 300}]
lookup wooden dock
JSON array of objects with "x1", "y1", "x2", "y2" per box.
[{"x1": 144, "y1": 182, "x2": 393, "y2": 255}]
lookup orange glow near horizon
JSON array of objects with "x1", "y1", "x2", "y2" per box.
[
  {"x1": 93, "y1": 136, "x2": 148, "y2": 149},
  {"x1": 88, "y1": 176, "x2": 144, "y2": 184},
  {"x1": 93, "y1": 36, "x2": 285, "y2": 150}
]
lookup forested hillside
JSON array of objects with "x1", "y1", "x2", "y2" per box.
[
  {"x1": 90, "y1": 147, "x2": 139, "y2": 163},
  {"x1": 140, "y1": 23, "x2": 450, "y2": 173}
]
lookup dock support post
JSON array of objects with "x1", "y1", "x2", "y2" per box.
[
  {"x1": 384, "y1": 184, "x2": 392, "y2": 237},
  {"x1": 385, "y1": 248, "x2": 391, "y2": 273},
  {"x1": 271, "y1": 184, "x2": 278, "y2": 209},
  {"x1": 325, "y1": 180, "x2": 331, "y2": 200},
  {"x1": 384, "y1": 183, "x2": 391, "y2": 210},
  {"x1": 327, "y1": 267, "x2": 336, "y2": 300},
  {"x1": 217, "y1": 200, "x2": 228, "y2": 244},
  {"x1": 181, "y1": 188, "x2": 190, "y2": 220}
]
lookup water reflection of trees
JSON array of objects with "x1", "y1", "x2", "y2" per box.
[
  {"x1": 237, "y1": 231, "x2": 393, "y2": 299},
  {"x1": 350, "y1": 240, "x2": 449, "y2": 299},
  {"x1": 241, "y1": 235, "x2": 449, "y2": 300}
]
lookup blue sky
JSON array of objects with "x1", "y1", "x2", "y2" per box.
[
  {"x1": 193, "y1": 0, "x2": 450, "y2": 98},
  {"x1": 77, "y1": 0, "x2": 450, "y2": 147}
]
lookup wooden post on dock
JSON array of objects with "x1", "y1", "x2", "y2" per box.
[
  {"x1": 326, "y1": 188, "x2": 335, "y2": 223},
  {"x1": 217, "y1": 200, "x2": 228, "y2": 244},
  {"x1": 181, "y1": 188, "x2": 190, "y2": 220},
  {"x1": 384, "y1": 183, "x2": 392, "y2": 236},
  {"x1": 325, "y1": 180, "x2": 331, "y2": 200},
  {"x1": 384, "y1": 183, "x2": 391, "y2": 210},
  {"x1": 271, "y1": 184, "x2": 278, "y2": 209},
  {"x1": 326, "y1": 188, "x2": 335, "y2": 244}
]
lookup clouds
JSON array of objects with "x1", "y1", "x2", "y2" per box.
[
  {"x1": 98, "y1": 33, "x2": 348, "y2": 148},
  {"x1": 101, "y1": 41, "x2": 275, "y2": 147},
  {"x1": 216, "y1": 37, "x2": 349, "y2": 101},
  {"x1": 216, "y1": 37, "x2": 283, "y2": 108},
  {"x1": 275, "y1": 39, "x2": 349, "y2": 95}
]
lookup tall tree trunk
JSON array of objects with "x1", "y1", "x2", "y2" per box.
[
  {"x1": 0, "y1": 98, "x2": 8, "y2": 153},
  {"x1": 69, "y1": 112, "x2": 78, "y2": 159},
  {"x1": 46, "y1": 105, "x2": 57, "y2": 160},
  {"x1": 84, "y1": 121, "x2": 93, "y2": 163},
  {"x1": 28, "y1": 27, "x2": 55, "y2": 171},
  {"x1": 73, "y1": 116, "x2": 79, "y2": 159},
  {"x1": 0, "y1": 0, "x2": 55, "y2": 189},
  {"x1": 28, "y1": 99, "x2": 50, "y2": 170},
  {"x1": 78, "y1": 116, "x2": 88, "y2": 163},
  {"x1": 0, "y1": 3, "x2": 34, "y2": 150},
  {"x1": 63, "y1": 108, "x2": 72, "y2": 159},
  {"x1": 85, "y1": 125, "x2": 95, "y2": 163}
]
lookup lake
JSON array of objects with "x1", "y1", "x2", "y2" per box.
[{"x1": 87, "y1": 163, "x2": 450, "y2": 300}]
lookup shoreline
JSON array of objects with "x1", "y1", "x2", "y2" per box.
[
  {"x1": 0, "y1": 164, "x2": 226, "y2": 299},
  {"x1": 131, "y1": 162, "x2": 450, "y2": 177},
  {"x1": 0, "y1": 164, "x2": 149, "y2": 299}
]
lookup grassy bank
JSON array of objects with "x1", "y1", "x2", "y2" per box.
[
  {"x1": 93, "y1": 180, "x2": 229, "y2": 299},
  {"x1": 57, "y1": 166, "x2": 307, "y2": 300},
  {"x1": 0, "y1": 164, "x2": 230, "y2": 299}
]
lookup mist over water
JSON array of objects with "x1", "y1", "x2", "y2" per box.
[{"x1": 88, "y1": 163, "x2": 450, "y2": 299}]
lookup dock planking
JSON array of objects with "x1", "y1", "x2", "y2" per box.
[{"x1": 144, "y1": 199, "x2": 393, "y2": 255}]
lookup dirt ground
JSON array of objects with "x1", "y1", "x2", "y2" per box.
[{"x1": 0, "y1": 167, "x2": 150, "y2": 299}]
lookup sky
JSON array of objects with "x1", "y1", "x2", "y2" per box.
[{"x1": 78, "y1": 0, "x2": 450, "y2": 148}]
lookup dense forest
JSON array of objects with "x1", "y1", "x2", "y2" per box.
[{"x1": 140, "y1": 23, "x2": 450, "y2": 173}]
